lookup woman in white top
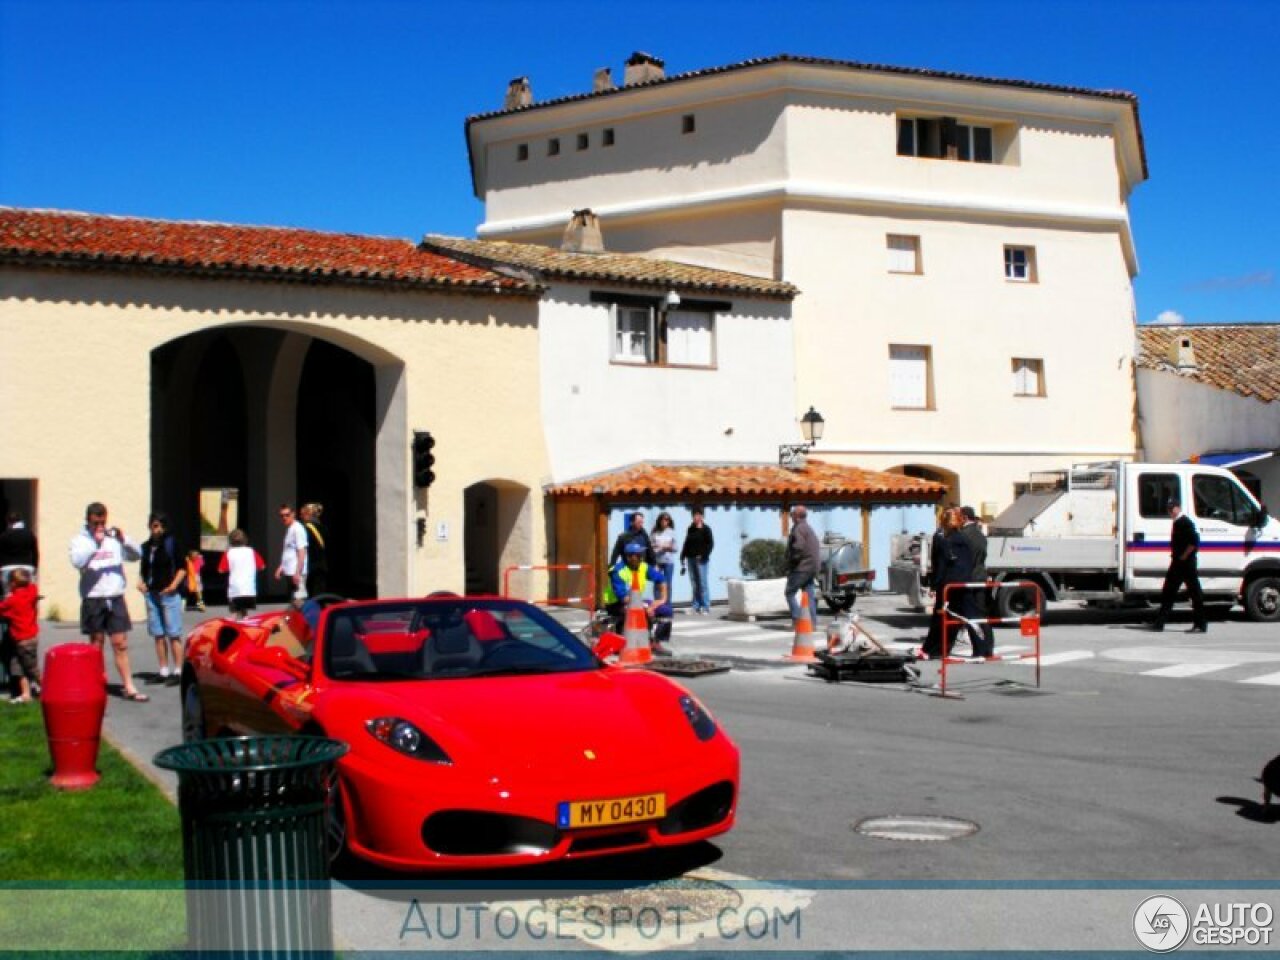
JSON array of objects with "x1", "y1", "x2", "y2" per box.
[{"x1": 650, "y1": 512, "x2": 679, "y2": 610}]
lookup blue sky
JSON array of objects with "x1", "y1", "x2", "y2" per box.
[{"x1": 1, "y1": 0, "x2": 1277, "y2": 325}]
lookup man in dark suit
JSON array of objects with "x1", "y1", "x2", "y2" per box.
[
  {"x1": 959, "y1": 506, "x2": 995, "y2": 657},
  {"x1": 1150, "y1": 498, "x2": 1207, "y2": 633}
]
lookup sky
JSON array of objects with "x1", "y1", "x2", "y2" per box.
[{"x1": 1, "y1": 0, "x2": 1277, "y2": 326}]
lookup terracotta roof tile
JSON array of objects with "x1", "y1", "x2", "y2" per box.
[
  {"x1": 1136, "y1": 324, "x2": 1280, "y2": 404},
  {"x1": 547, "y1": 460, "x2": 946, "y2": 501},
  {"x1": 0, "y1": 207, "x2": 537, "y2": 295},
  {"x1": 421, "y1": 235, "x2": 796, "y2": 299}
]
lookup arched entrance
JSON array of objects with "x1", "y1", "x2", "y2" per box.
[
  {"x1": 463, "y1": 479, "x2": 532, "y2": 596},
  {"x1": 888, "y1": 464, "x2": 960, "y2": 508},
  {"x1": 151, "y1": 327, "x2": 404, "y2": 601}
]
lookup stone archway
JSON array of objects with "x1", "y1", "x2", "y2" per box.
[
  {"x1": 151, "y1": 326, "x2": 406, "y2": 601},
  {"x1": 463, "y1": 479, "x2": 533, "y2": 597},
  {"x1": 887, "y1": 463, "x2": 960, "y2": 509}
]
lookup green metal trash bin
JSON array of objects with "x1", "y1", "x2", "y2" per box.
[{"x1": 154, "y1": 735, "x2": 349, "y2": 958}]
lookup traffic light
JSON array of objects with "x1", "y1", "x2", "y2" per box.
[{"x1": 412, "y1": 431, "x2": 436, "y2": 488}]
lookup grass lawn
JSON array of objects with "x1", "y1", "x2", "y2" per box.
[{"x1": 0, "y1": 702, "x2": 185, "y2": 954}]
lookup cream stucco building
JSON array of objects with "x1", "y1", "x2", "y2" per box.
[
  {"x1": 0, "y1": 209, "x2": 555, "y2": 615},
  {"x1": 466, "y1": 53, "x2": 1149, "y2": 512},
  {"x1": 0, "y1": 207, "x2": 809, "y2": 615}
]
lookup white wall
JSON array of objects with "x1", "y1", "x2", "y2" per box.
[
  {"x1": 1137, "y1": 368, "x2": 1280, "y2": 507},
  {"x1": 538, "y1": 285, "x2": 796, "y2": 480}
]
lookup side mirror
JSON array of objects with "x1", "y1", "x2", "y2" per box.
[
  {"x1": 1256, "y1": 505, "x2": 1270, "y2": 529},
  {"x1": 593, "y1": 632, "x2": 626, "y2": 660},
  {"x1": 247, "y1": 645, "x2": 309, "y2": 679}
]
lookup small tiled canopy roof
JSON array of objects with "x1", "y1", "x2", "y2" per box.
[
  {"x1": 1136, "y1": 324, "x2": 1280, "y2": 404},
  {"x1": 547, "y1": 460, "x2": 946, "y2": 502},
  {"x1": 422, "y1": 234, "x2": 796, "y2": 300},
  {"x1": 0, "y1": 207, "x2": 537, "y2": 296}
]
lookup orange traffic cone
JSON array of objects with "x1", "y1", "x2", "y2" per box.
[
  {"x1": 618, "y1": 589, "x2": 653, "y2": 665},
  {"x1": 785, "y1": 589, "x2": 818, "y2": 662}
]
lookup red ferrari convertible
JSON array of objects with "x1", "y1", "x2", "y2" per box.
[{"x1": 180, "y1": 596, "x2": 739, "y2": 871}]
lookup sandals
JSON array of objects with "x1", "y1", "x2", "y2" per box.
[{"x1": 122, "y1": 690, "x2": 150, "y2": 702}]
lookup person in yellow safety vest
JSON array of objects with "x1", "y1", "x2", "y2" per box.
[{"x1": 602, "y1": 540, "x2": 670, "y2": 640}]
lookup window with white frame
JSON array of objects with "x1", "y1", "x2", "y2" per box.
[
  {"x1": 1004, "y1": 245, "x2": 1036, "y2": 282},
  {"x1": 613, "y1": 306, "x2": 654, "y2": 363},
  {"x1": 897, "y1": 116, "x2": 994, "y2": 163},
  {"x1": 1012, "y1": 357, "x2": 1045, "y2": 396},
  {"x1": 609, "y1": 301, "x2": 716, "y2": 367},
  {"x1": 887, "y1": 234, "x2": 922, "y2": 274},
  {"x1": 889, "y1": 344, "x2": 933, "y2": 409}
]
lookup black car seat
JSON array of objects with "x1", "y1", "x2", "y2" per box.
[
  {"x1": 327, "y1": 616, "x2": 377, "y2": 677},
  {"x1": 421, "y1": 623, "x2": 482, "y2": 676}
]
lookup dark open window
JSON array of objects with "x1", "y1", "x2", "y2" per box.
[{"x1": 1138, "y1": 473, "x2": 1181, "y2": 519}]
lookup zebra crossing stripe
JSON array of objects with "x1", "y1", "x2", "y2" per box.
[
  {"x1": 1141, "y1": 663, "x2": 1234, "y2": 679},
  {"x1": 678, "y1": 623, "x2": 760, "y2": 637},
  {"x1": 1241, "y1": 671, "x2": 1280, "y2": 686}
]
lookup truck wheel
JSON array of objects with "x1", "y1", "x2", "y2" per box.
[
  {"x1": 1244, "y1": 576, "x2": 1280, "y2": 622},
  {"x1": 996, "y1": 584, "x2": 1039, "y2": 620}
]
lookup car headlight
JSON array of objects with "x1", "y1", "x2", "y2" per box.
[
  {"x1": 679, "y1": 695, "x2": 717, "y2": 742},
  {"x1": 366, "y1": 717, "x2": 452, "y2": 764}
]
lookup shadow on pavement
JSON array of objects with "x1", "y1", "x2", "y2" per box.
[{"x1": 1216, "y1": 795, "x2": 1280, "y2": 825}]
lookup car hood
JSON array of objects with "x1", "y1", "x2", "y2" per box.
[{"x1": 320, "y1": 667, "x2": 702, "y2": 780}]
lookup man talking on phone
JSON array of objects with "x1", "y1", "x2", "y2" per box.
[{"x1": 69, "y1": 501, "x2": 148, "y2": 701}]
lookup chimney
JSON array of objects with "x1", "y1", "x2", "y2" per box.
[
  {"x1": 593, "y1": 67, "x2": 615, "y2": 92},
  {"x1": 503, "y1": 77, "x2": 532, "y2": 110},
  {"x1": 1167, "y1": 334, "x2": 1198, "y2": 370},
  {"x1": 623, "y1": 51, "x2": 665, "y2": 86},
  {"x1": 562, "y1": 209, "x2": 604, "y2": 254}
]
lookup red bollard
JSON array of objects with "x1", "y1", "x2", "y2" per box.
[{"x1": 41, "y1": 643, "x2": 108, "y2": 790}]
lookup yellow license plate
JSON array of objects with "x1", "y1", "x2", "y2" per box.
[{"x1": 557, "y1": 792, "x2": 666, "y2": 829}]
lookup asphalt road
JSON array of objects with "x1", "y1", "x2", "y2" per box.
[{"x1": 38, "y1": 595, "x2": 1280, "y2": 952}]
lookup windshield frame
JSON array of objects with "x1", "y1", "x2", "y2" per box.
[{"x1": 318, "y1": 597, "x2": 599, "y2": 683}]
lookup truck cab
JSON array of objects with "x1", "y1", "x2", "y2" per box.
[{"x1": 1125, "y1": 464, "x2": 1280, "y2": 620}]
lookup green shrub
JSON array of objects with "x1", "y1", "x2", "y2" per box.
[{"x1": 740, "y1": 538, "x2": 788, "y2": 579}]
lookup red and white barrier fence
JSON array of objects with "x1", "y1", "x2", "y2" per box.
[
  {"x1": 937, "y1": 580, "x2": 1042, "y2": 698},
  {"x1": 502, "y1": 563, "x2": 596, "y2": 612}
]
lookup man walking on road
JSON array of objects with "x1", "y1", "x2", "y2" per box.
[
  {"x1": 784, "y1": 505, "x2": 821, "y2": 626},
  {"x1": 1150, "y1": 498, "x2": 1207, "y2": 633}
]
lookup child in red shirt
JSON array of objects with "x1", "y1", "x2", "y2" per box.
[{"x1": 0, "y1": 568, "x2": 40, "y2": 703}]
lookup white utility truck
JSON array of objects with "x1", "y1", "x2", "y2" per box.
[{"x1": 985, "y1": 461, "x2": 1280, "y2": 621}]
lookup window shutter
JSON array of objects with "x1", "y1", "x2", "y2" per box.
[
  {"x1": 897, "y1": 118, "x2": 915, "y2": 156},
  {"x1": 667, "y1": 310, "x2": 713, "y2": 366},
  {"x1": 887, "y1": 235, "x2": 918, "y2": 273},
  {"x1": 889, "y1": 346, "x2": 929, "y2": 407}
]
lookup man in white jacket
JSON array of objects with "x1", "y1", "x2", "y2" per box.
[{"x1": 69, "y1": 501, "x2": 147, "y2": 702}]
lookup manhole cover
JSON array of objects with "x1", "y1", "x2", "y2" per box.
[{"x1": 853, "y1": 815, "x2": 979, "y2": 842}]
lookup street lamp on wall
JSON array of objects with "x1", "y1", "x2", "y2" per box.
[{"x1": 778, "y1": 406, "x2": 825, "y2": 468}]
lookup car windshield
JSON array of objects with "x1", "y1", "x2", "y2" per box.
[{"x1": 321, "y1": 598, "x2": 598, "y2": 681}]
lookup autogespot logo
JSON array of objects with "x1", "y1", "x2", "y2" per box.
[{"x1": 1134, "y1": 895, "x2": 1190, "y2": 952}]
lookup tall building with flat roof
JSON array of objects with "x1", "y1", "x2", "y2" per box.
[{"x1": 466, "y1": 53, "x2": 1148, "y2": 512}]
